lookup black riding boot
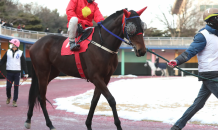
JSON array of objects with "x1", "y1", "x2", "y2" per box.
[
  {"x1": 70, "y1": 40, "x2": 80, "y2": 51},
  {"x1": 170, "y1": 125, "x2": 181, "y2": 130}
]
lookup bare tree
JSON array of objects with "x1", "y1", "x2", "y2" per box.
[
  {"x1": 156, "y1": 0, "x2": 209, "y2": 37},
  {"x1": 156, "y1": 6, "x2": 177, "y2": 37}
]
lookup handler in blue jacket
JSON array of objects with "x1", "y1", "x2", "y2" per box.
[{"x1": 168, "y1": 8, "x2": 218, "y2": 130}]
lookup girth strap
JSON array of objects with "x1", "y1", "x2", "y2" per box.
[{"x1": 74, "y1": 52, "x2": 86, "y2": 79}]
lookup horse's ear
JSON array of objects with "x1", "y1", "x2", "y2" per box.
[
  {"x1": 123, "y1": 9, "x2": 131, "y2": 18},
  {"x1": 136, "y1": 7, "x2": 147, "y2": 16}
]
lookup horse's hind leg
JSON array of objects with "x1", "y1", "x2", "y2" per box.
[
  {"x1": 25, "y1": 66, "x2": 59, "y2": 129},
  {"x1": 25, "y1": 99, "x2": 35, "y2": 129},
  {"x1": 38, "y1": 68, "x2": 56, "y2": 130},
  {"x1": 85, "y1": 88, "x2": 101, "y2": 130},
  {"x1": 25, "y1": 66, "x2": 39, "y2": 129},
  {"x1": 92, "y1": 76, "x2": 122, "y2": 130}
]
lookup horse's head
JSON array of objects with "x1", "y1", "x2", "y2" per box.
[{"x1": 123, "y1": 7, "x2": 147, "y2": 57}]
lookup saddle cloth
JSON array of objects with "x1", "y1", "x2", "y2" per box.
[{"x1": 61, "y1": 28, "x2": 95, "y2": 55}]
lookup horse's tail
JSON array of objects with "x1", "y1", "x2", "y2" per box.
[
  {"x1": 28, "y1": 66, "x2": 40, "y2": 108},
  {"x1": 28, "y1": 66, "x2": 54, "y2": 109}
]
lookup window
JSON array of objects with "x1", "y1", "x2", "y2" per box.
[
  {"x1": 200, "y1": 5, "x2": 218, "y2": 11},
  {"x1": 206, "y1": 5, "x2": 212, "y2": 9},
  {"x1": 25, "y1": 44, "x2": 32, "y2": 58},
  {"x1": 200, "y1": 5, "x2": 205, "y2": 11},
  {"x1": 213, "y1": 5, "x2": 218, "y2": 9}
]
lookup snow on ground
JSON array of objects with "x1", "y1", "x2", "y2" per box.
[
  {"x1": 115, "y1": 74, "x2": 138, "y2": 78},
  {"x1": 55, "y1": 77, "x2": 80, "y2": 80},
  {"x1": 54, "y1": 77, "x2": 218, "y2": 126}
]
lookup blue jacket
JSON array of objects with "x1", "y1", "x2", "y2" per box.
[{"x1": 176, "y1": 25, "x2": 218, "y2": 65}]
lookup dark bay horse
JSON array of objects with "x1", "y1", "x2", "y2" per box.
[{"x1": 25, "y1": 8, "x2": 147, "y2": 130}]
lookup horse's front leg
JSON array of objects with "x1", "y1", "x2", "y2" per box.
[
  {"x1": 161, "y1": 69, "x2": 164, "y2": 76},
  {"x1": 85, "y1": 88, "x2": 101, "y2": 130},
  {"x1": 92, "y1": 76, "x2": 122, "y2": 130}
]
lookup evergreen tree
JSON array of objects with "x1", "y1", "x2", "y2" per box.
[{"x1": 0, "y1": 0, "x2": 43, "y2": 31}]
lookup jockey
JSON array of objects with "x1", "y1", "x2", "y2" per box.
[
  {"x1": 168, "y1": 8, "x2": 218, "y2": 130},
  {"x1": 154, "y1": 56, "x2": 159, "y2": 68},
  {"x1": 66, "y1": 0, "x2": 105, "y2": 51}
]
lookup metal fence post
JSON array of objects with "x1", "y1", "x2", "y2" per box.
[
  {"x1": 121, "y1": 49, "x2": 125, "y2": 75},
  {"x1": 0, "y1": 24, "x2": 1, "y2": 35},
  {"x1": 182, "y1": 38, "x2": 184, "y2": 45}
]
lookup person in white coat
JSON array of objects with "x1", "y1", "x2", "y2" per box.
[{"x1": 0, "y1": 39, "x2": 28, "y2": 107}]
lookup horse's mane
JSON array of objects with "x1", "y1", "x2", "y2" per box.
[{"x1": 102, "y1": 9, "x2": 124, "y2": 25}]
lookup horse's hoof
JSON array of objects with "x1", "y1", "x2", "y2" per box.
[
  {"x1": 50, "y1": 128, "x2": 56, "y2": 130},
  {"x1": 24, "y1": 122, "x2": 31, "y2": 129}
]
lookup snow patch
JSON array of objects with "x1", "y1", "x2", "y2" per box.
[{"x1": 54, "y1": 77, "x2": 218, "y2": 125}]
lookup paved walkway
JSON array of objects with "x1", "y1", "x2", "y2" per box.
[{"x1": 0, "y1": 77, "x2": 217, "y2": 130}]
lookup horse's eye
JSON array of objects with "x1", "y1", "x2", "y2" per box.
[{"x1": 126, "y1": 22, "x2": 137, "y2": 36}]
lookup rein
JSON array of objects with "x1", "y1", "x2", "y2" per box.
[
  {"x1": 97, "y1": 22, "x2": 131, "y2": 45},
  {"x1": 147, "y1": 49, "x2": 218, "y2": 82},
  {"x1": 87, "y1": 39, "x2": 118, "y2": 54},
  {"x1": 0, "y1": 71, "x2": 27, "y2": 86}
]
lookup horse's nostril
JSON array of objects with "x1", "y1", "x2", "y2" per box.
[{"x1": 137, "y1": 49, "x2": 145, "y2": 56}]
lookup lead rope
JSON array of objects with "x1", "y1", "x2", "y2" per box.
[
  {"x1": 146, "y1": 48, "x2": 218, "y2": 82},
  {"x1": 0, "y1": 71, "x2": 27, "y2": 86}
]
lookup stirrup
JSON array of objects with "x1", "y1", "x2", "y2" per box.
[{"x1": 70, "y1": 41, "x2": 80, "y2": 51}]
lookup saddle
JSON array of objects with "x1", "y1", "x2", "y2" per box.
[
  {"x1": 61, "y1": 27, "x2": 95, "y2": 80},
  {"x1": 76, "y1": 28, "x2": 93, "y2": 43}
]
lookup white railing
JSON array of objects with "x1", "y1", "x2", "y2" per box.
[
  {"x1": 144, "y1": 37, "x2": 193, "y2": 46},
  {"x1": 0, "y1": 26, "x2": 68, "y2": 40},
  {"x1": 174, "y1": 68, "x2": 198, "y2": 77},
  {"x1": 0, "y1": 25, "x2": 193, "y2": 47}
]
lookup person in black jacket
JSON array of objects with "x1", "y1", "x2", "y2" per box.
[
  {"x1": 0, "y1": 39, "x2": 28, "y2": 107},
  {"x1": 44, "y1": 27, "x2": 50, "y2": 33},
  {"x1": 154, "y1": 56, "x2": 159, "y2": 68}
]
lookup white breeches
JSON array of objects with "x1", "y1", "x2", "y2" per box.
[{"x1": 68, "y1": 17, "x2": 78, "y2": 41}]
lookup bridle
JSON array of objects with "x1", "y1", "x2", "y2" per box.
[{"x1": 97, "y1": 14, "x2": 142, "y2": 48}]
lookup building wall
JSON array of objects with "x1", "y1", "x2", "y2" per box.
[
  {"x1": 0, "y1": 37, "x2": 199, "y2": 77},
  {"x1": 115, "y1": 49, "x2": 199, "y2": 76},
  {"x1": 1, "y1": 39, "x2": 9, "y2": 59},
  {"x1": 151, "y1": 50, "x2": 176, "y2": 63}
]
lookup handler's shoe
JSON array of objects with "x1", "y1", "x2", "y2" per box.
[
  {"x1": 6, "y1": 97, "x2": 11, "y2": 104},
  {"x1": 170, "y1": 125, "x2": 181, "y2": 130},
  {"x1": 13, "y1": 101, "x2": 17, "y2": 107}
]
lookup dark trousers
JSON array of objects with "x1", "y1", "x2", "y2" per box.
[
  {"x1": 6, "y1": 72, "x2": 20, "y2": 102},
  {"x1": 175, "y1": 77, "x2": 218, "y2": 129}
]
